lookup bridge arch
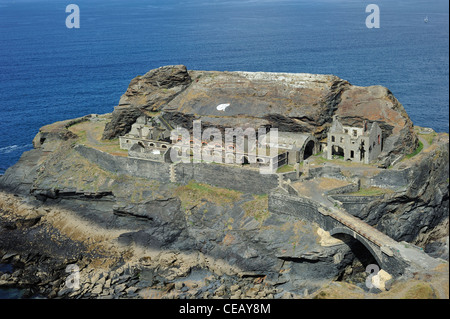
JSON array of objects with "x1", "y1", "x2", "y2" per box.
[{"x1": 329, "y1": 227, "x2": 383, "y2": 268}]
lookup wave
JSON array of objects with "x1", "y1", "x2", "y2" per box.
[{"x1": 0, "y1": 144, "x2": 32, "y2": 155}]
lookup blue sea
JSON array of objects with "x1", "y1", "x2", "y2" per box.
[
  {"x1": 0, "y1": 0, "x2": 449, "y2": 175},
  {"x1": 0, "y1": 0, "x2": 448, "y2": 299}
]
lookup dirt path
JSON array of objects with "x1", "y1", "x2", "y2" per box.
[{"x1": 418, "y1": 135, "x2": 430, "y2": 150}]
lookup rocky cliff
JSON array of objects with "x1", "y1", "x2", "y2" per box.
[
  {"x1": 102, "y1": 65, "x2": 192, "y2": 140},
  {"x1": 0, "y1": 136, "x2": 361, "y2": 297},
  {"x1": 360, "y1": 134, "x2": 449, "y2": 249},
  {"x1": 0, "y1": 66, "x2": 448, "y2": 299},
  {"x1": 103, "y1": 65, "x2": 418, "y2": 165}
]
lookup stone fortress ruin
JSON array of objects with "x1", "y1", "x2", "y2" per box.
[
  {"x1": 1, "y1": 64, "x2": 447, "y2": 300},
  {"x1": 114, "y1": 111, "x2": 438, "y2": 277},
  {"x1": 2, "y1": 65, "x2": 444, "y2": 298},
  {"x1": 100, "y1": 66, "x2": 444, "y2": 283},
  {"x1": 119, "y1": 113, "x2": 383, "y2": 171}
]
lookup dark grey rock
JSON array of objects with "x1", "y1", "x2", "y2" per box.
[
  {"x1": 360, "y1": 142, "x2": 449, "y2": 243},
  {"x1": 425, "y1": 236, "x2": 449, "y2": 260},
  {"x1": 102, "y1": 65, "x2": 192, "y2": 139}
]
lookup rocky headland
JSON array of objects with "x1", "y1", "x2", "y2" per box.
[{"x1": 0, "y1": 65, "x2": 448, "y2": 299}]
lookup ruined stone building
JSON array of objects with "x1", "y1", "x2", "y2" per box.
[
  {"x1": 326, "y1": 116, "x2": 382, "y2": 164},
  {"x1": 259, "y1": 131, "x2": 320, "y2": 165},
  {"x1": 119, "y1": 115, "x2": 172, "y2": 162},
  {"x1": 118, "y1": 115, "x2": 321, "y2": 171}
]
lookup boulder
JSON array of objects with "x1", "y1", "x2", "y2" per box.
[{"x1": 371, "y1": 269, "x2": 393, "y2": 291}]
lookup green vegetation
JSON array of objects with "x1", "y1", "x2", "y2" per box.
[
  {"x1": 415, "y1": 125, "x2": 438, "y2": 145},
  {"x1": 68, "y1": 120, "x2": 127, "y2": 157},
  {"x1": 314, "y1": 150, "x2": 323, "y2": 157},
  {"x1": 419, "y1": 132, "x2": 437, "y2": 145},
  {"x1": 175, "y1": 181, "x2": 242, "y2": 212},
  {"x1": 72, "y1": 129, "x2": 88, "y2": 144},
  {"x1": 276, "y1": 164, "x2": 295, "y2": 173},
  {"x1": 312, "y1": 282, "x2": 365, "y2": 299},
  {"x1": 348, "y1": 187, "x2": 393, "y2": 197},
  {"x1": 315, "y1": 156, "x2": 328, "y2": 163},
  {"x1": 402, "y1": 283, "x2": 436, "y2": 299},
  {"x1": 34, "y1": 145, "x2": 164, "y2": 202},
  {"x1": 242, "y1": 194, "x2": 270, "y2": 224},
  {"x1": 314, "y1": 291, "x2": 329, "y2": 299},
  {"x1": 405, "y1": 140, "x2": 424, "y2": 159},
  {"x1": 312, "y1": 155, "x2": 374, "y2": 168}
]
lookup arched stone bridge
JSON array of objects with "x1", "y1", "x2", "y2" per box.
[{"x1": 268, "y1": 190, "x2": 441, "y2": 277}]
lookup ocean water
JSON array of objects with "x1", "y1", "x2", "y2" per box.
[
  {"x1": 0, "y1": 0, "x2": 448, "y2": 299},
  {"x1": 0, "y1": 0, "x2": 448, "y2": 174},
  {"x1": 0, "y1": 263, "x2": 23, "y2": 299}
]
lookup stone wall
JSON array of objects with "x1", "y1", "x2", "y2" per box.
[
  {"x1": 308, "y1": 166, "x2": 345, "y2": 180},
  {"x1": 268, "y1": 191, "x2": 328, "y2": 226},
  {"x1": 174, "y1": 162, "x2": 279, "y2": 194},
  {"x1": 365, "y1": 168, "x2": 411, "y2": 189},
  {"x1": 330, "y1": 195, "x2": 384, "y2": 218},
  {"x1": 74, "y1": 145, "x2": 171, "y2": 182},
  {"x1": 324, "y1": 181, "x2": 360, "y2": 195},
  {"x1": 281, "y1": 171, "x2": 300, "y2": 182},
  {"x1": 75, "y1": 145, "x2": 279, "y2": 194}
]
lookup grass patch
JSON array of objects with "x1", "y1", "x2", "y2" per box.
[
  {"x1": 312, "y1": 156, "x2": 328, "y2": 164},
  {"x1": 347, "y1": 187, "x2": 393, "y2": 196},
  {"x1": 34, "y1": 144, "x2": 166, "y2": 203},
  {"x1": 68, "y1": 120, "x2": 127, "y2": 157},
  {"x1": 402, "y1": 283, "x2": 436, "y2": 299},
  {"x1": 314, "y1": 151, "x2": 323, "y2": 157},
  {"x1": 405, "y1": 140, "x2": 424, "y2": 159},
  {"x1": 276, "y1": 164, "x2": 294, "y2": 173},
  {"x1": 419, "y1": 132, "x2": 437, "y2": 145},
  {"x1": 34, "y1": 147, "x2": 116, "y2": 194},
  {"x1": 73, "y1": 129, "x2": 88, "y2": 144},
  {"x1": 242, "y1": 194, "x2": 269, "y2": 224},
  {"x1": 312, "y1": 282, "x2": 364, "y2": 299},
  {"x1": 175, "y1": 181, "x2": 242, "y2": 212},
  {"x1": 311, "y1": 156, "x2": 374, "y2": 168}
]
